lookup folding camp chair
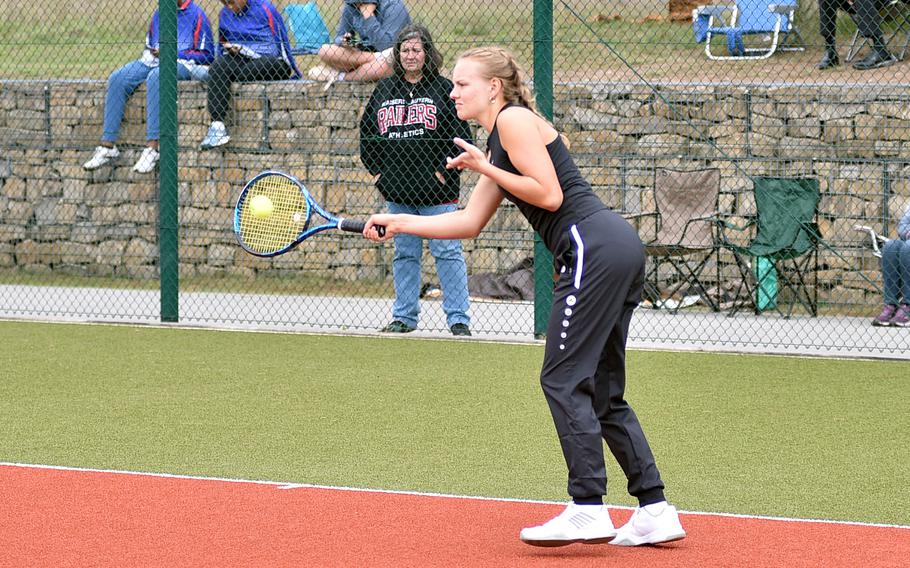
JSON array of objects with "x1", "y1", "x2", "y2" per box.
[
  {"x1": 284, "y1": 2, "x2": 331, "y2": 55},
  {"x1": 846, "y1": 0, "x2": 910, "y2": 62},
  {"x1": 628, "y1": 168, "x2": 722, "y2": 313},
  {"x1": 854, "y1": 224, "x2": 889, "y2": 258},
  {"x1": 694, "y1": 0, "x2": 806, "y2": 59},
  {"x1": 715, "y1": 177, "x2": 821, "y2": 317}
]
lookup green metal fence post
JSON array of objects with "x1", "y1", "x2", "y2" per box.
[
  {"x1": 533, "y1": 0, "x2": 554, "y2": 338},
  {"x1": 159, "y1": 0, "x2": 179, "y2": 322}
]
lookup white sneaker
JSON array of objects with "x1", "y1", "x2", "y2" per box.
[
  {"x1": 519, "y1": 503, "x2": 616, "y2": 547},
  {"x1": 609, "y1": 501, "x2": 686, "y2": 546},
  {"x1": 132, "y1": 147, "x2": 160, "y2": 173},
  {"x1": 83, "y1": 145, "x2": 120, "y2": 170},
  {"x1": 200, "y1": 121, "x2": 230, "y2": 150}
]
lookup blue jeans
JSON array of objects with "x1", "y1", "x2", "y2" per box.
[
  {"x1": 881, "y1": 238, "x2": 910, "y2": 305},
  {"x1": 386, "y1": 201, "x2": 470, "y2": 328},
  {"x1": 103, "y1": 60, "x2": 205, "y2": 143}
]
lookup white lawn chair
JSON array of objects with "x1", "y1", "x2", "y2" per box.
[{"x1": 854, "y1": 224, "x2": 890, "y2": 258}]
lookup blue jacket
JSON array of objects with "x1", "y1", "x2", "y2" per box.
[
  {"x1": 147, "y1": 0, "x2": 215, "y2": 65},
  {"x1": 217, "y1": 0, "x2": 301, "y2": 79},
  {"x1": 334, "y1": 0, "x2": 411, "y2": 52}
]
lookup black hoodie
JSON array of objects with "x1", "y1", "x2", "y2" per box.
[{"x1": 359, "y1": 73, "x2": 472, "y2": 206}]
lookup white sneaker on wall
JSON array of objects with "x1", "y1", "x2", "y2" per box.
[
  {"x1": 83, "y1": 145, "x2": 120, "y2": 170},
  {"x1": 132, "y1": 147, "x2": 160, "y2": 173}
]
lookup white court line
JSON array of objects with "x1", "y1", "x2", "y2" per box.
[{"x1": 2, "y1": 461, "x2": 908, "y2": 531}]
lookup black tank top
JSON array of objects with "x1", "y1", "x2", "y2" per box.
[{"x1": 486, "y1": 105, "x2": 606, "y2": 253}]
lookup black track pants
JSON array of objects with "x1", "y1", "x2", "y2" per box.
[
  {"x1": 819, "y1": 0, "x2": 885, "y2": 47},
  {"x1": 539, "y1": 209, "x2": 665, "y2": 502},
  {"x1": 206, "y1": 55, "x2": 291, "y2": 122}
]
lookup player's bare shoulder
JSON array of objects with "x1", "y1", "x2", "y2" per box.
[
  {"x1": 497, "y1": 105, "x2": 537, "y2": 125},
  {"x1": 497, "y1": 107, "x2": 551, "y2": 148}
]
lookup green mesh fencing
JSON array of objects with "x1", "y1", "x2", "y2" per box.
[{"x1": 1, "y1": 0, "x2": 909, "y2": 356}]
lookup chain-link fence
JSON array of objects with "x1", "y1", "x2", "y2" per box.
[{"x1": 1, "y1": 0, "x2": 909, "y2": 357}]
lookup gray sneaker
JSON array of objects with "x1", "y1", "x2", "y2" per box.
[
  {"x1": 380, "y1": 320, "x2": 415, "y2": 333},
  {"x1": 872, "y1": 304, "x2": 897, "y2": 327},
  {"x1": 450, "y1": 323, "x2": 471, "y2": 336},
  {"x1": 890, "y1": 304, "x2": 910, "y2": 327}
]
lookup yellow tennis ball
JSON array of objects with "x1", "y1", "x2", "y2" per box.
[{"x1": 249, "y1": 195, "x2": 274, "y2": 219}]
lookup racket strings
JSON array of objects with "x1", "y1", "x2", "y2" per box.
[{"x1": 238, "y1": 175, "x2": 309, "y2": 255}]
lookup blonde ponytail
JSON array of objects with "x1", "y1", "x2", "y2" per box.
[{"x1": 458, "y1": 46, "x2": 569, "y2": 148}]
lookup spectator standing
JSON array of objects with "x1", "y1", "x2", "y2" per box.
[
  {"x1": 359, "y1": 24, "x2": 472, "y2": 336},
  {"x1": 308, "y1": 0, "x2": 411, "y2": 88},
  {"x1": 817, "y1": 0, "x2": 897, "y2": 70},
  {"x1": 872, "y1": 203, "x2": 910, "y2": 326},
  {"x1": 83, "y1": 0, "x2": 214, "y2": 173},
  {"x1": 200, "y1": 0, "x2": 301, "y2": 150},
  {"x1": 362, "y1": 46, "x2": 686, "y2": 547}
]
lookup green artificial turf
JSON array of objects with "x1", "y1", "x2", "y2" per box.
[{"x1": 0, "y1": 320, "x2": 907, "y2": 525}]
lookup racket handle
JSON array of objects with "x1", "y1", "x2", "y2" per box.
[{"x1": 339, "y1": 218, "x2": 385, "y2": 237}]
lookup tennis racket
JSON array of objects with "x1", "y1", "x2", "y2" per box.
[{"x1": 233, "y1": 170, "x2": 384, "y2": 257}]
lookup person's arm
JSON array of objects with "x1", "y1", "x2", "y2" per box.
[
  {"x1": 147, "y1": 11, "x2": 159, "y2": 52},
  {"x1": 365, "y1": 175, "x2": 504, "y2": 240},
  {"x1": 444, "y1": 90, "x2": 473, "y2": 165},
  {"x1": 268, "y1": 3, "x2": 301, "y2": 78},
  {"x1": 446, "y1": 108, "x2": 563, "y2": 211},
  {"x1": 143, "y1": 11, "x2": 160, "y2": 60},
  {"x1": 359, "y1": 88, "x2": 382, "y2": 175},
  {"x1": 439, "y1": 83, "x2": 472, "y2": 183},
  {"x1": 899, "y1": 204, "x2": 910, "y2": 240},
  {"x1": 334, "y1": 5, "x2": 355, "y2": 45},
  {"x1": 359, "y1": 0, "x2": 411, "y2": 51},
  {"x1": 216, "y1": 21, "x2": 227, "y2": 58},
  {"x1": 178, "y1": 11, "x2": 215, "y2": 65}
]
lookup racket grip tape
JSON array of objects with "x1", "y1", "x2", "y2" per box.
[{"x1": 339, "y1": 218, "x2": 385, "y2": 237}]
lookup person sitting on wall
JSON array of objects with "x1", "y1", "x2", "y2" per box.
[
  {"x1": 83, "y1": 0, "x2": 214, "y2": 173},
  {"x1": 307, "y1": 0, "x2": 411, "y2": 89},
  {"x1": 200, "y1": 0, "x2": 301, "y2": 151}
]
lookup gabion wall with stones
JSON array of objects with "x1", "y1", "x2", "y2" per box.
[{"x1": 0, "y1": 79, "x2": 900, "y2": 313}]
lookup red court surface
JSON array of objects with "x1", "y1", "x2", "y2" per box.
[{"x1": 0, "y1": 464, "x2": 907, "y2": 567}]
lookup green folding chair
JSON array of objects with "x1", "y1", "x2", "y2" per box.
[{"x1": 715, "y1": 177, "x2": 822, "y2": 317}]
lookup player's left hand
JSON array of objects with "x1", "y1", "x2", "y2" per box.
[{"x1": 446, "y1": 137, "x2": 489, "y2": 174}]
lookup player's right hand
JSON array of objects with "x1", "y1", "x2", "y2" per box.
[
  {"x1": 364, "y1": 215, "x2": 394, "y2": 242},
  {"x1": 447, "y1": 137, "x2": 489, "y2": 174}
]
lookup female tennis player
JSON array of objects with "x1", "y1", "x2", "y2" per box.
[{"x1": 363, "y1": 46, "x2": 685, "y2": 547}]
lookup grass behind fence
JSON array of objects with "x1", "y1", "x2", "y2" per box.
[
  {"x1": 1, "y1": 0, "x2": 854, "y2": 81},
  {"x1": 1, "y1": 320, "x2": 907, "y2": 525}
]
